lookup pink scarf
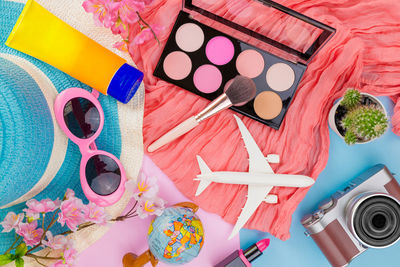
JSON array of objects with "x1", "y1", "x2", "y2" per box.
[{"x1": 131, "y1": 0, "x2": 400, "y2": 240}]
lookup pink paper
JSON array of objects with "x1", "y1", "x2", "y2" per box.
[{"x1": 76, "y1": 155, "x2": 240, "y2": 267}]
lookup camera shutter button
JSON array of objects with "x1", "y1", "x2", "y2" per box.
[
  {"x1": 319, "y1": 198, "x2": 335, "y2": 211},
  {"x1": 301, "y1": 214, "x2": 313, "y2": 226}
]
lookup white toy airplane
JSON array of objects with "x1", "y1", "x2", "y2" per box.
[{"x1": 194, "y1": 115, "x2": 314, "y2": 239}]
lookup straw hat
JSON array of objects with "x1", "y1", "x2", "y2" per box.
[{"x1": 0, "y1": 0, "x2": 144, "y2": 264}]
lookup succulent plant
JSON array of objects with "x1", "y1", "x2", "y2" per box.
[
  {"x1": 341, "y1": 89, "x2": 361, "y2": 109},
  {"x1": 341, "y1": 105, "x2": 388, "y2": 145},
  {"x1": 344, "y1": 130, "x2": 358, "y2": 145}
]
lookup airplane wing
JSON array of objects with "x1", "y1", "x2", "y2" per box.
[
  {"x1": 233, "y1": 115, "x2": 274, "y2": 173},
  {"x1": 229, "y1": 115, "x2": 275, "y2": 239},
  {"x1": 195, "y1": 155, "x2": 213, "y2": 196}
]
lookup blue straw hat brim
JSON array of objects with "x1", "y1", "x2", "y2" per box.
[{"x1": 0, "y1": 0, "x2": 123, "y2": 253}]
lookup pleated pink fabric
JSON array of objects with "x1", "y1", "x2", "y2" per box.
[{"x1": 130, "y1": 0, "x2": 400, "y2": 240}]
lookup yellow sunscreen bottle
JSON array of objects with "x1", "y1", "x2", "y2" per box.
[{"x1": 6, "y1": 0, "x2": 143, "y2": 103}]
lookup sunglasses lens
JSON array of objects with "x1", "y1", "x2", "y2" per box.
[
  {"x1": 63, "y1": 97, "x2": 100, "y2": 139},
  {"x1": 85, "y1": 154, "x2": 121, "y2": 196}
]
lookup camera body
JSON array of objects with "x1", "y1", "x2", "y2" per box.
[{"x1": 302, "y1": 165, "x2": 400, "y2": 267}]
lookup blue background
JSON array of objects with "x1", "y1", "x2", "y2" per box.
[{"x1": 240, "y1": 97, "x2": 400, "y2": 266}]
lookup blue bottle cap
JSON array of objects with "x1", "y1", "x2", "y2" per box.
[{"x1": 107, "y1": 63, "x2": 144, "y2": 104}]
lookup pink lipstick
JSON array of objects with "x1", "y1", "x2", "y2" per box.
[{"x1": 215, "y1": 238, "x2": 270, "y2": 267}]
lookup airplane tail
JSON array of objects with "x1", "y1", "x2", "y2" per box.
[{"x1": 195, "y1": 155, "x2": 212, "y2": 196}]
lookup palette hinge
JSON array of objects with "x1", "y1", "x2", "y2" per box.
[{"x1": 298, "y1": 62, "x2": 307, "y2": 68}]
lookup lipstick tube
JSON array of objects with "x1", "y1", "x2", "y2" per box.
[{"x1": 215, "y1": 239, "x2": 270, "y2": 267}]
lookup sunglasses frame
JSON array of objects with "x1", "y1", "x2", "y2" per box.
[{"x1": 54, "y1": 87, "x2": 126, "y2": 206}]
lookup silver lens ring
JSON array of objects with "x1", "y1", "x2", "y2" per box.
[{"x1": 347, "y1": 193, "x2": 400, "y2": 248}]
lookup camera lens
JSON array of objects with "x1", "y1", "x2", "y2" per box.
[
  {"x1": 353, "y1": 196, "x2": 400, "y2": 247},
  {"x1": 372, "y1": 213, "x2": 386, "y2": 229}
]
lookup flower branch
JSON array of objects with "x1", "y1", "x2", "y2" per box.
[
  {"x1": 136, "y1": 11, "x2": 160, "y2": 45},
  {"x1": 82, "y1": 0, "x2": 162, "y2": 55},
  {"x1": 0, "y1": 172, "x2": 165, "y2": 267}
]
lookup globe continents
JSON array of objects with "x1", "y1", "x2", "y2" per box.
[{"x1": 148, "y1": 205, "x2": 204, "y2": 265}]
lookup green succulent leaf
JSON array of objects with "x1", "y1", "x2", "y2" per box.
[
  {"x1": 14, "y1": 257, "x2": 23, "y2": 267},
  {"x1": 342, "y1": 89, "x2": 361, "y2": 109},
  {"x1": 341, "y1": 114, "x2": 354, "y2": 130},
  {"x1": 14, "y1": 244, "x2": 27, "y2": 258},
  {"x1": 344, "y1": 131, "x2": 358, "y2": 145},
  {"x1": 341, "y1": 105, "x2": 388, "y2": 143},
  {"x1": 0, "y1": 254, "x2": 15, "y2": 266}
]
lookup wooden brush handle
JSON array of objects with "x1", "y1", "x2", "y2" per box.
[{"x1": 147, "y1": 116, "x2": 199, "y2": 153}]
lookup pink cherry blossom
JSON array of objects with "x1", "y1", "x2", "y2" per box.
[
  {"x1": 47, "y1": 247, "x2": 77, "y2": 267},
  {"x1": 82, "y1": 0, "x2": 120, "y2": 28},
  {"x1": 118, "y1": 0, "x2": 144, "y2": 24},
  {"x1": 23, "y1": 198, "x2": 61, "y2": 219},
  {"x1": 126, "y1": 172, "x2": 159, "y2": 201},
  {"x1": 16, "y1": 221, "x2": 43, "y2": 247},
  {"x1": 111, "y1": 18, "x2": 130, "y2": 39},
  {"x1": 64, "y1": 189, "x2": 75, "y2": 200},
  {"x1": 82, "y1": 202, "x2": 108, "y2": 225},
  {"x1": 63, "y1": 248, "x2": 78, "y2": 265},
  {"x1": 132, "y1": 25, "x2": 162, "y2": 45},
  {"x1": 42, "y1": 231, "x2": 72, "y2": 250},
  {"x1": 57, "y1": 198, "x2": 85, "y2": 231},
  {"x1": 136, "y1": 196, "x2": 165, "y2": 218},
  {"x1": 113, "y1": 41, "x2": 128, "y2": 52},
  {"x1": 0, "y1": 212, "x2": 24, "y2": 233}
]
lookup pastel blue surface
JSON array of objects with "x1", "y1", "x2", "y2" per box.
[{"x1": 240, "y1": 96, "x2": 400, "y2": 267}]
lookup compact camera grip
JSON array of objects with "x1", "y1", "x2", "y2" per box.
[{"x1": 311, "y1": 220, "x2": 360, "y2": 267}]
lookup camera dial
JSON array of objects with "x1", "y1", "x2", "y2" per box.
[{"x1": 318, "y1": 197, "x2": 335, "y2": 212}]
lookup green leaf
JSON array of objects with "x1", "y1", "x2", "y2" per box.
[
  {"x1": 344, "y1": 130, "x2": 357, "y2": 145},
  {"x1": 14, "y1": 257, "x2": 23, "y2": 267},
  {"x1": 0, "y1": 254, "x2": 15, "y2": 266},
  {"x1": 14, "y1": 244, "x2": 27, "y2": 258}
]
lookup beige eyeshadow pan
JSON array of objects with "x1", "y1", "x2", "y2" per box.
[
  {"x1": 266, "y1": 63, "x2": 295, "y2": 92},
  {"x1": 175, "y1": 23, "x2": 204, "y2": 52},
  {"x1": 253, "y1": 91, "x2": 283, "y2": 120}
]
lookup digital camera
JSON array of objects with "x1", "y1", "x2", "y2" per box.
[{"x1": 301, "y1": 165, "x2": 400, "y2": 267}]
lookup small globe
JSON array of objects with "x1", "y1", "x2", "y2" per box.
[{"x1": 147, "y1": 206, "x2": 204, "y2": 265}]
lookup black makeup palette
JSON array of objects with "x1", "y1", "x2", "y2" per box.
[{"x1": 154, "y1": 0, "x2": 335, "y2": 129}]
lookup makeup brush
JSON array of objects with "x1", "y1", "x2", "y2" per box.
[{"x1": 148, "y1": 75, "x2": 257, "y2": 153}]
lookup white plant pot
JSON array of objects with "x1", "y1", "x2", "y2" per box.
[{"x1": 328, "y1": 93, "x2": 388, "y2": 144}]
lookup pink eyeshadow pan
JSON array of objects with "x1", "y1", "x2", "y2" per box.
[
  {"x1": 193, "y1": 64, "x2": 222, "y2": 93},
  {"x1": 163, "y1": 51, "x2": 192, "y2": 80},
  {"x1": 236, "y1": 49, "x2": 264, "y2": 78},
  {"x1": 205, "y1": 36, "x2": 234, "y2": 65}
]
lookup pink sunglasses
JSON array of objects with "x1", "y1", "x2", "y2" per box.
[{"x1": 54, "y1": 87, "x2": 126, "y2": 206}]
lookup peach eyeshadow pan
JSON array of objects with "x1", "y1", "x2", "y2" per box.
[
  {"x1": 236, "y1": 50, "x2": 264, "y2": 78},
  {"x1": 163, "y1": 51, "x2": 192, "y2": 80},
  {"x1": 254, "y1": 91, "x2": 283, "y2": 120}
]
